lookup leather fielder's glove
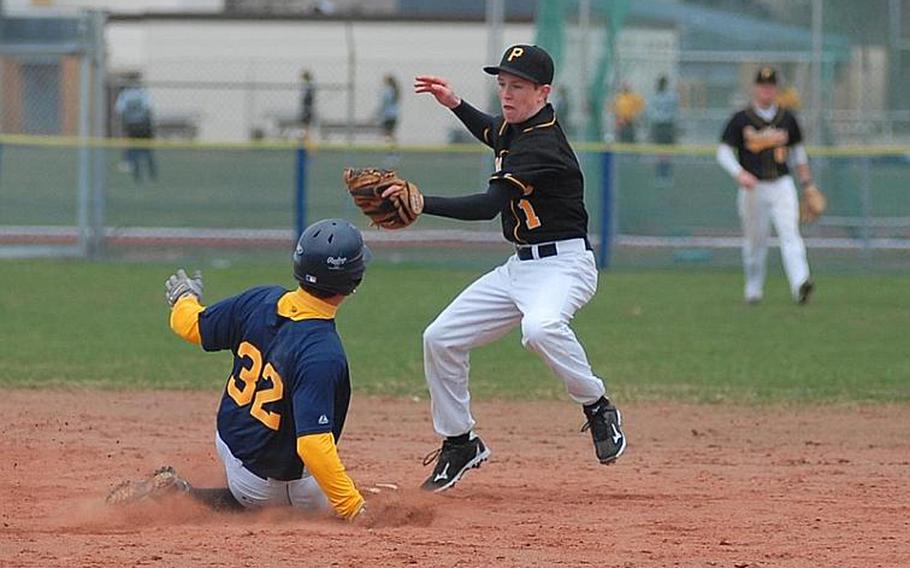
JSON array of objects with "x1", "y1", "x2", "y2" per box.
[
  {"x1": 165, "y1": 268, "x2": 203, "y2": 307},
  {"x1": 343, "y1": 168, "x2": 424, "y2": 230},
  {"x1": 800, "y1": 183, "x2": 827, "y2": 224}
]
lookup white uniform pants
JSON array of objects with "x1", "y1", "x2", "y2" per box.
[
  {"x1": 215, "y1": 432, "x2": 329, "y2": 511},
  {"x1": 423, "y1": 238, "x2": 606, "y2": 437},
  {"x1": 737, "y1": 176, "x2": 810, "y2": 300}
]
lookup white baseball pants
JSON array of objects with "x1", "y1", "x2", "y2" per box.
[
  {"x1": 423, "y1": 238, "x2": 606, "y2": 438},
  {"x1": 215, "y1": 432, "x2": 330, "y2": 511},
  {"x1": 737, "y1": 175, "x2": 810, "y2": 301}
]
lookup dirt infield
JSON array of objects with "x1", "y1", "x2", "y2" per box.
[{"x1": 0, "y1": 390, "x2": 907, "y2": 568}]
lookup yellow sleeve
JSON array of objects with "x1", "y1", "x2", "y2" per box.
[
  {"x1": 297, "y1": 433, "x2": 364, "y2": 520},
  {"x1": 169, "y1": 295, "x2": 204, "y2": 345}
]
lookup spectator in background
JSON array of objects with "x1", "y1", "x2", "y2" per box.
[
  {"x1": 611, "y1": 83, "x2": 645, "y2": 143},
  {"x1": 115, "y1": 72, "x2": 157, "y2": 185},
  {"x1": 378, "y1": 74, "x2": 401, "y2": 144},
  {"x1": 299, "y1": 69, "x2": 316, "y2": 140},
  {"x1": 649, "y1": 74, "x2": 679, "y2": 179}
]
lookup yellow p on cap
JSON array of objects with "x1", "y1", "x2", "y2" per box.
[{"x1": 507, "y1": 47, "x2": 524, "y2": 62}]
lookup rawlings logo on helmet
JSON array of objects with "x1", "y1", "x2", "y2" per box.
[{"x1": 326, "y1": 256, "x2": 348, "y2": 269}]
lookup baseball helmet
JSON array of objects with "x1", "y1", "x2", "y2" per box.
[{"x1": 293, "y1": 219, "x2": 372, "y2": 296}]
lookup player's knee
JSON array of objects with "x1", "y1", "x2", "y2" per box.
[
  {"x1": 423, "y1": 319, "x2": 449, "y2": 350},
  {"x1": 521, "y1": 316, "x2": 560, "y2": 350}
]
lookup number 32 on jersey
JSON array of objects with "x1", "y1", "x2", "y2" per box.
[{"x1": 226, "y1": 341, "x2": 284, "y2": 430}]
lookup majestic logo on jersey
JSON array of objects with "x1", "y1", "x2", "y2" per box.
[
  {"x1": 743, "y1": 126, "x2": 788, "y2": 153},
  {"x1": 318, "y1": 414, "x2": 329, "y2": 425},
  {"x1": 326, "y1": 256, "x2": 348, "y2": 269}
]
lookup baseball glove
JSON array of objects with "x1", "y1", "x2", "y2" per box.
[
  {"x1": 800, "y1": 183, "x2": 827, "y2": 224},
  {"x1": 343, "y1": 168, "x2": 423, "y2": 230}
]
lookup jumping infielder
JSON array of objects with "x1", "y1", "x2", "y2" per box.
[
  {"x1": 414, "y1": 44, "x2": 626, "y2": 492},
  {"x1": 717, "y1": 67, "x2": 815, "y2": 305}
]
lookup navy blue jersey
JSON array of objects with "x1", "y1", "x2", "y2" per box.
[{"x1": 199, "y1": 286, "x2": 351, "y2": 481}]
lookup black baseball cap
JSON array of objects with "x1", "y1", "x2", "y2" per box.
[
  {"x1": 483, "y1": 44, "x2": 554, "y2": 85},
  {"x1": 755, "y1": 66, "x2": 778, "y2": 85}
]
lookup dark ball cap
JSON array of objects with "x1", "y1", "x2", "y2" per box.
[
  {"x1": 483, "y1": 44, "x2": 554, "y2": 85},
  {"x1": 755, "y1": 66, "x2": 778, "y2": 85},
  {"x1": 293, "y1": 218, "x2": 372, "y2": 296}
]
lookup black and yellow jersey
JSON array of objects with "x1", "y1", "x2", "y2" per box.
[
  {"x1": 428, "y1": 101, "x2": 589, "y2": 245},
  {"x1": 721, "y1": 107, "x2": 804, "y2": 181}
]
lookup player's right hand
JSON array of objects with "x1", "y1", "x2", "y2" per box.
[
  {"x1": 414, "y1": 75, "x2": 461, "y2": 109},
  {"x1": 165, "y1": 268, "x2": 204, "y2": 307},
  {"x1": 737, "y1": 170, "x2": 759, "y2": 190}
]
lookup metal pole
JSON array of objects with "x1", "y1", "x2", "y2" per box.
[
  {"x1": 294, "y1": 147, "x2": 307, "y2": 239},
  {"x1": 485, "y1": 0, "x2": 504, "y2": 113},
  {"x1": 860, "y1": 156, "x2": 872, "y2": 262},
  {"x1": 90, "y1": 10, "x2": 107, "y2": 258},
  {"x1": 810, "y1": 0, "x2": 823, "y2": 145},
  {"x1": 598, "y1": 150, "x2": 614, "y2": 269},
  {"x1": 579, "y1": 0, "x2": 591, "y2": 130},
  {"x1": 76, "y1": 16, "x2": 92, "y2": 258},
  {"x1": 345, "y1": 19, "x2": 355, "y2": 146}
]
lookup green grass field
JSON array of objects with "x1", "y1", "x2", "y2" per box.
[{"x1": 1, "y1": 259, "x2": 907, "y2": 402}]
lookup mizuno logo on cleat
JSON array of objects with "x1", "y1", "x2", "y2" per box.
[
  {"x1": 434, "y1": 463, "x2": 450, "y2": 482},
  {"x1": 611, "y1": 424, "x2": 622, "y2": 444}
]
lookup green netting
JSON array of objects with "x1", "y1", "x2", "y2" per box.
[{"x1": 1, "y1": 140, "x2": 907, "y2": 272}]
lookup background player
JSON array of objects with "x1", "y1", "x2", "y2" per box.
[
  {"x1": 413, "y1": 44, "x2": 626, "y2": 492},
  {"x1": 109, "y1": 219, "x2": 371, "y2": 520},
  {"x1": 716, "y1": 67, "x2": 815, "y2": 305}
]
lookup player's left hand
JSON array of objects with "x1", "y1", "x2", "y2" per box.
[
  {"x1": 800, "y1": 183, "x2": 827, "y2": 224},
  {"x1": 165, "y1": 268, "x2": 204, "y2": 307},
  {"x1": 343, "y1": 168, "x2": 423, "y2": 230}
]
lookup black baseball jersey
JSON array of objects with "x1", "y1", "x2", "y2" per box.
[
  {"x1": 449, "y1": 101, "x2": 588, "y2": 245},
  {"x1": 721, "y1": 107, "x2": 803, "y2": 181}
]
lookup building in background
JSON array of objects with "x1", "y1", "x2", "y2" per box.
[{"x1": 0, "y1": 0, "x2": 906, "y2": 144}]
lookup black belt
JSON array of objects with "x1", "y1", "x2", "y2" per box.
[
  {"x1": 517, "y1": 243, "x2": 557, "y2": 260},
  {"x1": 516, "y1": 239, "x2": 592, "y2": 261}
]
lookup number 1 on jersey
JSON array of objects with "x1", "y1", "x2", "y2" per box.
[{"x1": 518, "y1": 199, "x2": 541, "y2": 229}]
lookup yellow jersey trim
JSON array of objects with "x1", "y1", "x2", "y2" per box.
[
  {"x1": 169, "y1": 295, "x2": 204, "y2": 345},
  {"x1": 277, "y1": 288, "x2": 338, "y2": 321},
  {"x1": 522, "y1": 112, "x2": 557, "y2": 133},
  {"x1": 297, "y1": 433, "x2": 364, "y2": 519},
  {"x1": 489, "y1": 173, "x2": 533, "y2": 196}
]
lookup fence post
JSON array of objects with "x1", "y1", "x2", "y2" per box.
[
  {"x1": 598, "y1": 149, "x2": 614, "y2": 269},
  {"x1": 89, "y1": 10, "x2": 107, "y2": 258},
  {"x1": 294, "y1": 146, "x2": 308, "y2": 239},
  {"x1": 860, "y1": 155, "x2": 872, "y2": 259}
]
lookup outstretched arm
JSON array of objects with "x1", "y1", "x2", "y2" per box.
[
  {"x1": 394, "y1": 182, "x2": 512, "y2": 221},
  {"x1": 415, "y1": 75, "x2": 496, "y2": 147}
]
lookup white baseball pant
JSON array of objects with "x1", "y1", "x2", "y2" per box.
[
  {"x1": 737, "y1": 175, "x2": 810, "y2": 301},
  {"x1": 215, "y1": 432, "x2": 330, "y2": 511},
  {"x1": 423, "y1": 238, "x2": 606, "y2": 437}
]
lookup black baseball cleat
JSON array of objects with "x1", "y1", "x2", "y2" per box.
[
  {"x1": 798, "y1": 279, "x2": 814, "y2": 305},
  {"x1": 420, "y1": 433, "x2": 491, "y2": 492},
  {"x1": 581, "y1": 397, "x2": 626, "y2": 464}
]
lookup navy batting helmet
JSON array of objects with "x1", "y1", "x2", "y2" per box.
[{"x1": 293, "y1": 219, "x2": 371, "y2": 296}]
